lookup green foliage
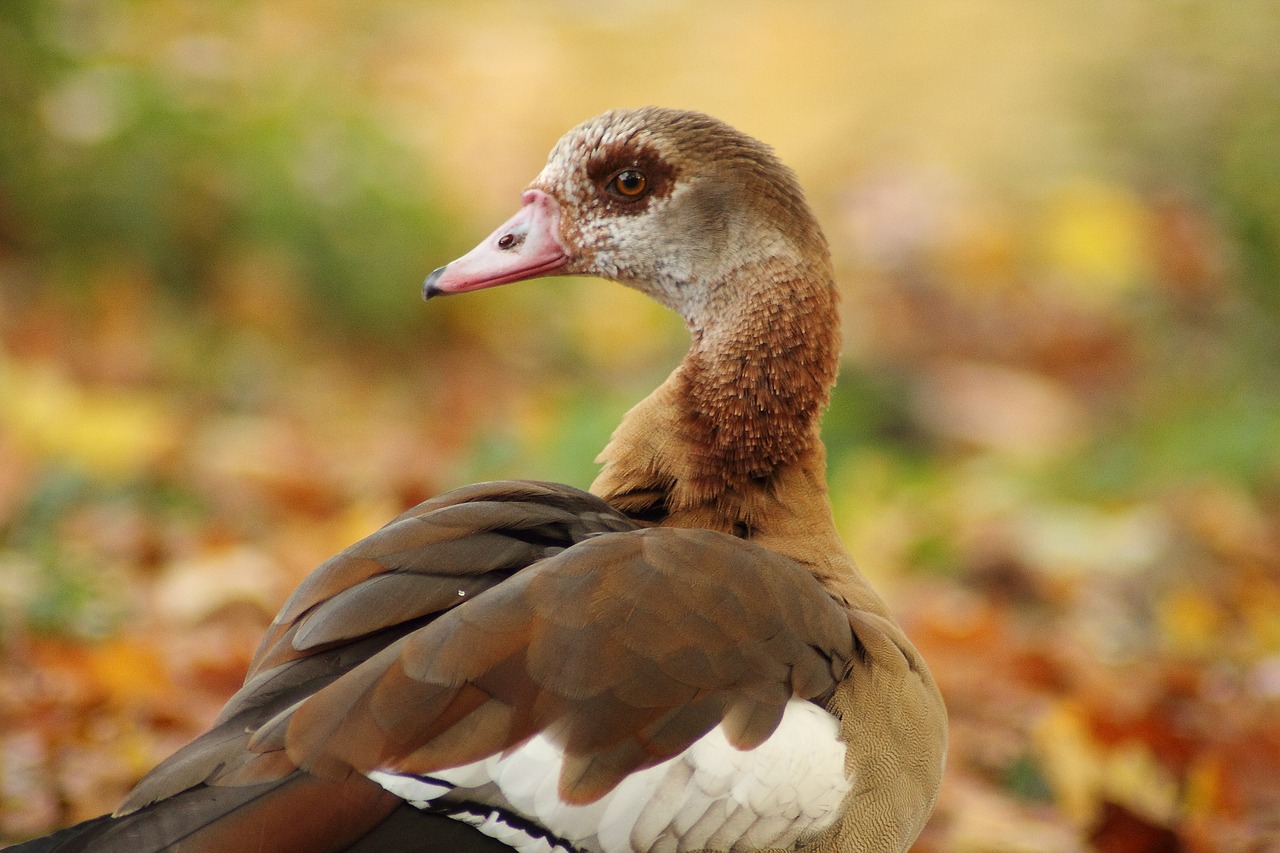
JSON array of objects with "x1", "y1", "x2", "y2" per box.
[
  {"x1": 0, "y1": 0, "x2": 452, "y2": 339},
  {"x1": 2, "y1": 470, "x2": 124, "y2": 639},
  {"x1": 1079, "y1": 3, "x2": 1280, "y2": 322},
  {"x1": 1005, "y1": 753, "x2": 1055, "y2": 804},
  {"x1": 1220, "y1": 99, "x2": 1280, "y2": 317},
  {"x1": 824, "y1": 368, "x2": 928, "y2": 461}
]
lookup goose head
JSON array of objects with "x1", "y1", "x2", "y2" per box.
[
  {"x1": 424, "y1": 107, "x2": 834, "y2": 336},
  {"x1": 426, "y1": 108, "x2": 842, "y2": 504}
]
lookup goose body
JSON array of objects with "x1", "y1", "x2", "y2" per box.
[{"x1": 10, "y1": 108, "x2": 946, "y2": 853}]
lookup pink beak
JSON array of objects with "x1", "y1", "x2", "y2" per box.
[{"x1": 423, "y1": 190, "x2": 571, "y2": 299}]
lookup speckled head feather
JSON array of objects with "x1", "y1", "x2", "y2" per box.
[{"x1": 531, "y1": 107, "x2": 833, "y2": 329}]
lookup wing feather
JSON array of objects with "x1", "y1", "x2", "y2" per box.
[{"x1": 279, "y1": 526, "x2": 855, "y2": 806}]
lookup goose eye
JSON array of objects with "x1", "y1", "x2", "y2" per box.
[{"x1": 607, "y1": 169, "x2": 648, "y2": 199}]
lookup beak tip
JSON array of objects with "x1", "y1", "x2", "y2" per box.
[{"x1": 422, "y1": 266, "x2": 447, "y2": 301}]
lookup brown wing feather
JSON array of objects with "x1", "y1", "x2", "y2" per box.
[
  {"x1": 275, "y1": 526, "x2": 856, "y2": 806},
  {"x1": 250, "y1": 481, "x2": 634, "y2": 674}
]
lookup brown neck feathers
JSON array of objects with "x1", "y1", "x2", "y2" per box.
[{"x1": 677, "y1": 260, "x2": 840, "y2": 497}]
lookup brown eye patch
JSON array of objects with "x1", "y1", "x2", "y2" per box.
[{"x1": 586, "y1": 140, "x2": 679, "y2": 213}]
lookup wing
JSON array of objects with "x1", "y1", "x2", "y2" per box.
[{"x1": 258, "y1": 523, "x2": 858, "y2": 806}]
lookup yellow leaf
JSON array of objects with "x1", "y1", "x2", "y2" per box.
[
  {"x1": 1034, "y1": 700, "x2": 1103, "y2": 827},
  {"x1": 1182, "y1": 752, "x2": 1224, "y2": 822},
  {"x1": 86, "y1": 638, "x2": 172, "y2": 708},
  {"x1": 1101, "y1": 740, "x2": 1178, "y2": 826},
  {"x1": 1158, "y1": 586, "x2": 1225, "y2": 656},
  {"x1": 1038, "y1": 180, "x2": 1153, "y2": 303},
  {"x1": 0, "y1": 361, "x2": 178, "y2": 481}
]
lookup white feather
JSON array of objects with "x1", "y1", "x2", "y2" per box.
[{"x1": 370, "y1": 697, "x2": 850, "y2": 852}]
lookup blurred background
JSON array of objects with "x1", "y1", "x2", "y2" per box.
[{"x1": 2, "y1": 1, "x2": 1279, "y2": 849}]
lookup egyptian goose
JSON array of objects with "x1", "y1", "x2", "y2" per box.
[{"x1": 13, "y1": 108, "x2": 946, "y2": 853}]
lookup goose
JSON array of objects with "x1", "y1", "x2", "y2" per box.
[{"x1": 11, "y1": 107, "x2": 946, "y2": 853}]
